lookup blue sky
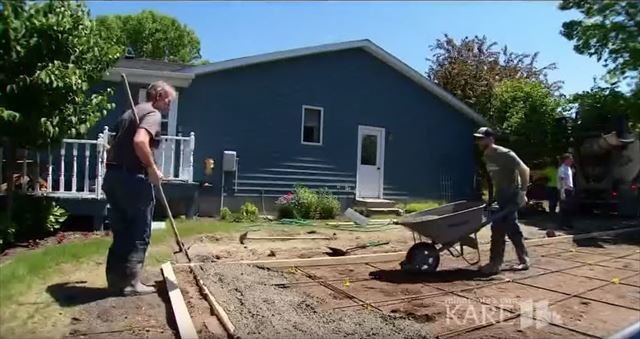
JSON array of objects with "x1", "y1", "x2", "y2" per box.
[{"x1": 88, "y1": 1, "x2": 606, "y2": 95}]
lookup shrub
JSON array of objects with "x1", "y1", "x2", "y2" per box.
[
  {"x1": 239, "y1": 202, "x2": 259, "y2": 222},
  {"x1": 317, "y1": 189, "x2": 341, "y2": 219},
  {"x1": 291, "y1": 184, "x2": 319, "y2": 219},
  {"x1": 1, "y1": 195, "x2": 68, "y2": 249},
  {"x1": 219, "y1": 207, "x2": 232, "y2": 221},
  {"x1": 0, "y1": 212, "x2": 16, "y2": 248},
  {"x1": 277, "y1": 204, "x2": 296, "y2": 219},
  {"x1": 276, "y1": 192, "x2": 296, "y2": 219}
]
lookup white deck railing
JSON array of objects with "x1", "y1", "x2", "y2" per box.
[{"x1": 0, "y1": 127, "x2": 195, "y2": 199}]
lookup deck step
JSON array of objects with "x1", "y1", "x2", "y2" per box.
[
  {"x1": 354, "y1": 198, "x2": 397, "y2": 209},
  {"x1": 366, "y1": 207, "x2": 404, "y2": 216}
]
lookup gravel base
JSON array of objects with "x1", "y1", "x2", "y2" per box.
[{"x1": 196, "y1": 263, "x2": 432, "y2": 339}]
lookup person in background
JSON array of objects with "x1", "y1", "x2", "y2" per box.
[
  {"x1": 558, "y1": 153, "x2": 575, "y2": 230},
  {"x1": 543, "y1": 157, "x2": 560, "y2": 214}
]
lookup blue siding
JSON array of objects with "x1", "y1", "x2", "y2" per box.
[{"x1": 178, "y1": 48, "x2": 478, "y2": 201}]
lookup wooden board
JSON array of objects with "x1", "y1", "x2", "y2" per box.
[
  {"x1": 191, "y1": 267, "x2": 236, "y2": 336},
  {"x1": 161, "y1": 262, "x2": 198, "y2": 339},
  {"x1": 524, "y1": 227, "x2": 640, "y2": 245},
  {"x1": 235, "y1": 251, "x2": 406, "y2": 268}
]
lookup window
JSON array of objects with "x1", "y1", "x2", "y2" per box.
[
  {"x1": 301, "y1": 106, "x2": 323, "y2": 145},
  {"x1": 360, "y1": 134, "x2": 378, "y2": 166}
]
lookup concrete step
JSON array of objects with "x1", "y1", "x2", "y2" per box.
[
  {"x1": 366, "y1": 207, "x2": 404, "y2": 216},
  {"x1": 354, "y1": 198, "x2": 397, "y2": 209}
]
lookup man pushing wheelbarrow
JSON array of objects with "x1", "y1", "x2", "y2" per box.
[
  {"x1": 394, "y1": 128, "x2": 531, "y2": 275},
  {"x1": 474, "y1": 127, "x2": 531, "y2": 275}
]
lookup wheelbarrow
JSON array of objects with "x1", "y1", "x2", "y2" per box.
[{"x1": 395, "y1": 201, "x2": 517, "y2": 273}]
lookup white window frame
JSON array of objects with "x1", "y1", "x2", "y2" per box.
[{"x1": 300, "y1": 105, "x2": 324, "y2": 146}]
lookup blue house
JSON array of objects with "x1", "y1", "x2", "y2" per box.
[{"x1": 12, "y1": 39, "x2": 483, "y2": 222}]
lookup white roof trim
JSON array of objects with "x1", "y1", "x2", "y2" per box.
[
  {"x1": 103, "y1": 67, "x2": 194, "y2": 88},
  {"x1": 184, "y1": 40, "x2": 485, "y2": 124}
]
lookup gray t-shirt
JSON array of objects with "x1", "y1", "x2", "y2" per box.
[
  {"x1": 107, "y1": 102, "x2": 162, "y2": 172},
  {"x1": 484, "y1": 145, "x2": 525, "y2": 201}
]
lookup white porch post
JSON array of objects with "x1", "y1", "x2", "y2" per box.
[
  {"x1": 189, "y1": 132, "x2": 195, "y2": 182},
  {"x1": 96, "y1": 133, "x2": 103, "y2": 199}
]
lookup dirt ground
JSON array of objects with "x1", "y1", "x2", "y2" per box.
[{"x1": 5, "y1": 214, "x2": 638, "y2": 339}]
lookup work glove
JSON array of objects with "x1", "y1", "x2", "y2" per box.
[{"x1": 517, "y1": 190, "x2": 528, "y2": 208}]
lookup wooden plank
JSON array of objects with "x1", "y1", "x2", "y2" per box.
[
  {"x1": 190, "y1": 267, "x2": 236, "y2": 336},
  {"x1": 524, "y1": 227, "x2": 640, "y2": 245},
  {"x1": 161, "y1": 262, "x2": 198, "y2": 339},
  {"x1": 235, "y1": 251, "x2": 406, "y2": 268}
]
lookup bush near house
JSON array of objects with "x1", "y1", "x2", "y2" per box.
[
  {"x1": 0, "y1": 195, "x2": 68, "y2": 249},
  {"x1": 275, "y1": 185, "x2": 341, "y2": 220},
  {"x1": 219, "y1": 207, "x2": 232, "y2": 221},
  {"x1": 239, "y1": 202, "x2": 259, "y2": 222}
]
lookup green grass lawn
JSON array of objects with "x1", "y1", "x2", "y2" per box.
[
  {"x1": 0, "y1": 219, "x2": 245, "y2": 310},
  {"x1": 397, "y1": 200, "x2": 443, "y2": 214}
]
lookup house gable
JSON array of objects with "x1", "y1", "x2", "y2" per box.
[{"x1": 184, "y1": 40, "x2": 485, "y2": 125}]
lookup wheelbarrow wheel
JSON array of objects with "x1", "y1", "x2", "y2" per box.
[{"x1": 401, "y1": 242, "x2": 440, "y2": 273}]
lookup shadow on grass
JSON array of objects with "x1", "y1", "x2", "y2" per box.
[
  {"x1": 46, "y1": 281, "x2": 115, "y2": 307},
  {"x1": 369, "y1": 268, "x2": 500, "y2": 284}
]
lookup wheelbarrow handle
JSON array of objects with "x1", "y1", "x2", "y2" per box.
[{"x1": 479, "y1": 204, "x2": 520, "y2": 228}]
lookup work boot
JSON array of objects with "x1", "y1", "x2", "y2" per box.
[
  {"x1": 479, "y1": 262, "x2": 501, "y2": 275},
  {"x1": 123, "y1": 280, "x2": 156, "y2": 296},
  {"x1": 122, "y1": 263, "x2": 156, "y2": 296},
  {"x1": 510, "y1": 257, "x2": 531, "y2": 271}
]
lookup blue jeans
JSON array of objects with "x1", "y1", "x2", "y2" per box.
[
  {"x1": 489, "y1": 194, "x2": 529, "y2": 265},
  {"x1": 102, "y1": 168, "x2": 155, "y2": 287}
]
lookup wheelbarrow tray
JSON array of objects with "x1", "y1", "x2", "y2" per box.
[{"x1": 397, "y1": 201, "x2": 485, "y2": 245}]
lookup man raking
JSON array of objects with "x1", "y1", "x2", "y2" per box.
[
  {"x1": 474, "y1": 127, "x2": 531, "y2": 275},
  {"x1": 103, "y1": 81, "x2": 176, "y2": 296}
]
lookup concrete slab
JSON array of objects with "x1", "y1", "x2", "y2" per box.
[
  {"x1": 458, "y1": 282, "x2": 565, "y2": 312},
  {"x1": 580, "y1": 284, "x2": 640, "y2": 310},
  {"x1": 379, "y1": 295, "x2": 512, "y2": 337},
  {"x1": 550, "y1": 298, "x2": 640, "y2": 337},
  {"x1": 450, "y1": 318, "x2": 580, "y2": 338},
  {"x1": 518, "y1": 272, "x2": 604, "y2": 295},
  {"x1": 598, "y1": 258, "x2": 640, "y2": 272},
  {"x1": 563, "y1": 265, "x2": 636, "y2": 282},
  {"x1": 329, "y1": 279, "x2": 442, "y2": 304}
]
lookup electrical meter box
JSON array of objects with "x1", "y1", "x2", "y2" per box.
[{"x1": 223, "y1": 151, "x2": 237, "y2": 172}]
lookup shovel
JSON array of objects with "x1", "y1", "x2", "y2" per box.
[{"x1": 326, "y1": 240, "x2": 390, "y2": 257}]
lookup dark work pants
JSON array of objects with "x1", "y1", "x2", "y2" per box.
[
  {"x1": 559, "y1": 189, "x2": 574, "y2": 229},
  {"x1": 102, "y1": 168, "x2": 155, "y2": 288},
  {"x1": 489, "y1": 198, "x2": 529, "y2": 266},
  {"x1": 546, "y1": 187, "x2": 559, "y2": 214}
]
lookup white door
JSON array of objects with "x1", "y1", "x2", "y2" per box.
[{"x1": 356, "y1": 126, "x2": 385, "y2": 198}]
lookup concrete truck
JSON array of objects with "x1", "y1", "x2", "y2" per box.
[{"x1": 573, "y1": 122, "x2": 640, "y2": 217}]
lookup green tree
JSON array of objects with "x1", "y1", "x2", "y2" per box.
[
  {"x1": 571, "y1": 86, "x2": 640, "y2": 135},
  {"x1": 95, "y1": 10, "x2": 203, "y2": 64},
  {"x1": 426, "y1": 34, "x2": 560, "y2": 118},
  {"x1": 426, "y1": 35, "x2": 563, "y2": 198},
  {"x1": 559, "y1": 0, "x2": 640, "y2": 85},
  {"x1": 491, "y1": 79, "x2": 566, "y2": 164},
  {"x1": 0, "y1": 0, "x2": 120, "y2": 219}
]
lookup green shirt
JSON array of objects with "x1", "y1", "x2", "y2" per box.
[
  {"x1": 483, "y1": 145, "x2": 524, "y2": 201},
  {"x1": 543, "y1": 166, "x2": 558, "y2": 188}
]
